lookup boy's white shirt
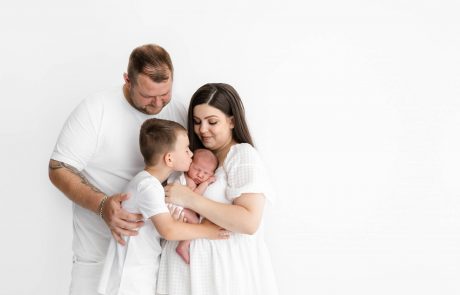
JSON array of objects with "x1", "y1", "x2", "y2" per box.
[{"x1": 98, "y1": 171, "x2": 169, "y2": 295}]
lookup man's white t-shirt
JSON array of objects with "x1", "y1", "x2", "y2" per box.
[{"x1": 51, "y1": 86, "x2": 186, "y2": 262}]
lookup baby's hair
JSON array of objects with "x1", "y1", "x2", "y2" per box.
[
  {"x1": 193, "y1": 149, "x2": 219, "y2": 171},
  {"x1": 139, "y1": 118, "x2": 186, "y2": 166}
]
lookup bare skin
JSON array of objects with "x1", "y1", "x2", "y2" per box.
[
  {"x1": 165, "y1": 104, "x2": 266, "y2": 236},
  {"x1": 174, "y1": 206, "x2": 202, "y2": 264},
  {"x1": 174, "y1": 179, "x2": 215, "y2": 264},
  {"x1": 165, "y1": 183, "x2": 265, "y2": 234},
  {"x1": 48, "y1": 159, "x2": 144, "y2": 245},
  {"x1": 175, "y1": 161, "x2": 216, "y2": 264},
  {"x1": 48, "y1": 72, "x2": 175, "y2": 245}
]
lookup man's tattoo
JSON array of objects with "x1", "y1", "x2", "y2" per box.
[{"x1": 49, "y1": 160, "x2": 104, "y2": 194}]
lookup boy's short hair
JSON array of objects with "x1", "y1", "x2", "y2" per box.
[{"x1": 139, "y1": 118, "x2": 186, "y2": 166}]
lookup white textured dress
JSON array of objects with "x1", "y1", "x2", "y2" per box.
[{"x1": 157, "y1": 143, "x2": 278, "y2": 295}]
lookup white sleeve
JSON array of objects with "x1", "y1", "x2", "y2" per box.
[
  {"x1": 50, "y1": 98, "x2": 101, "y2": 171},
  {"x1": 225, "y1": 144, "x2": 275, "y2": 203},
  {"x1": 136, "y1": 179, "x2": 169, "y2": 219},
  {"x1": 166, "y1": 171, "x2": 186, "y2": 185}
]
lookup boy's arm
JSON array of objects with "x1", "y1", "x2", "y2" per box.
[{"x1": 150, "y1": 213, "x2": 229, "y2": 241}]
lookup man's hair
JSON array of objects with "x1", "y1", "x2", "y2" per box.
[
  {"x1": 127, "y1": 44, "x2": 173, "y2": 84},
  {"x1": 139, "y1": 118, "x2": 186, "y2": 166}
]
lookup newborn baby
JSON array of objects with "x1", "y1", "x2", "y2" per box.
[{"x1": 168, "y1": 148, "x2": 219, "y2": 264}]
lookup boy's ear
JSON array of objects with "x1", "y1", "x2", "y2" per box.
[{"x1": 164, "y1": 152, "x2": 174, "y2": 168}]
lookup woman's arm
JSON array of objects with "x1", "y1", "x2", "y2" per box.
[{"x1": 165, "y1": 184, "x2": 265, "y2": 235}]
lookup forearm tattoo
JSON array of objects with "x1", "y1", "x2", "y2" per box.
[{"x1": 49, "y1": 160, "x2": 104, "y2": 194}]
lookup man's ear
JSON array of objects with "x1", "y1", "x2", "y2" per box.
[{"x1": 164, "y1": 152, "x2": 174, "y2": 168}]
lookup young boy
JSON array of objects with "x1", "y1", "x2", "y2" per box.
[
  {"x1": 98, "y1": 118, "x2": 228, "y2": 295},
  {"x1": 167, "y1": 148, "x2": 219, "y2": 264}
]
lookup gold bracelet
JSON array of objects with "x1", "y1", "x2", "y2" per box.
[{"x1": 98, "y1": 195, "x2": 109, "y2": 219}]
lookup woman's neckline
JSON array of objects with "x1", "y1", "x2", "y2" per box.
[
  {"x1": 216, "y1": 142, "x2": 248, "y2": 168},
  {"x1": 215, "y1": 140, "x2": 238, "y2": 166}
]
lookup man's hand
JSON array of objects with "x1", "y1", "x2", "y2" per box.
[{"x1": 102, "y1": 193, "x2": 144, "y2": 245}]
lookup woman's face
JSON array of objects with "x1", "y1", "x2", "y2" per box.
[{"x1": 192, "y1": 104, "x2": 234, "y2": 151}]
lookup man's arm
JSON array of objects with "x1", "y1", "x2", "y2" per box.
[
  {"x1": 49, "y1": 159, "x2": 105, "y2": 212},
  {"x1": 48, "y1": 159, "x2": 143, "y2": 245}
]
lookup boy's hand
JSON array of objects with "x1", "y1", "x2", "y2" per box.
[
  {"x1": 102, "y1": 193, "x2": 144, "y2": 245},
  {"x1": 201, "y1": 219, "x2": 230, "y2": 240}
]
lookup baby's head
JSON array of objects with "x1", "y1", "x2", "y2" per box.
[
  {"x1": 139, "y1": 118, "x2": 192, "y2": 172},
  {"x1": 187, "y1": 149, "x2": 218, "y2": 184}
]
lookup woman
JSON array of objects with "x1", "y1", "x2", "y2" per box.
[{"x1": 157, "y1": 83, "x2": 278, "y2": 295}]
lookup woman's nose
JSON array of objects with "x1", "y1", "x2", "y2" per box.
[{"x1": 199, "y1": 123, "x2": 208, "y2": 133}]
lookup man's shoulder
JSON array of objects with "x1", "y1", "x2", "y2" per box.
[
  {"x1": 83, "y1": 86, "x2": 122, "y2": 105},
  {"x1": 74, "y1": 87, "x2": 128, "y2": 120}
]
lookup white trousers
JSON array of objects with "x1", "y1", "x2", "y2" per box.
[{"x1": 69, "y1": 256, "x2": 104, "y2": 295}]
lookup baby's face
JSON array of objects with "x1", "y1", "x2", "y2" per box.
[{"x1": 187, "y1": 157, "x2": 216, "y2": 184}]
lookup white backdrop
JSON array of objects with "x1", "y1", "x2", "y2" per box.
[{"x1": 1, "y1": 1, "x2": 459, "y2": 294}]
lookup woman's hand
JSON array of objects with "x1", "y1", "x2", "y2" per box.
[{"x1": 164, "y1": 183, "x2": 195, "y2": 207}]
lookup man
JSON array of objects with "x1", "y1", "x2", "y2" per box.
[{"x1": 49, "y1": 44, "x2": 187, "y2": 295}]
